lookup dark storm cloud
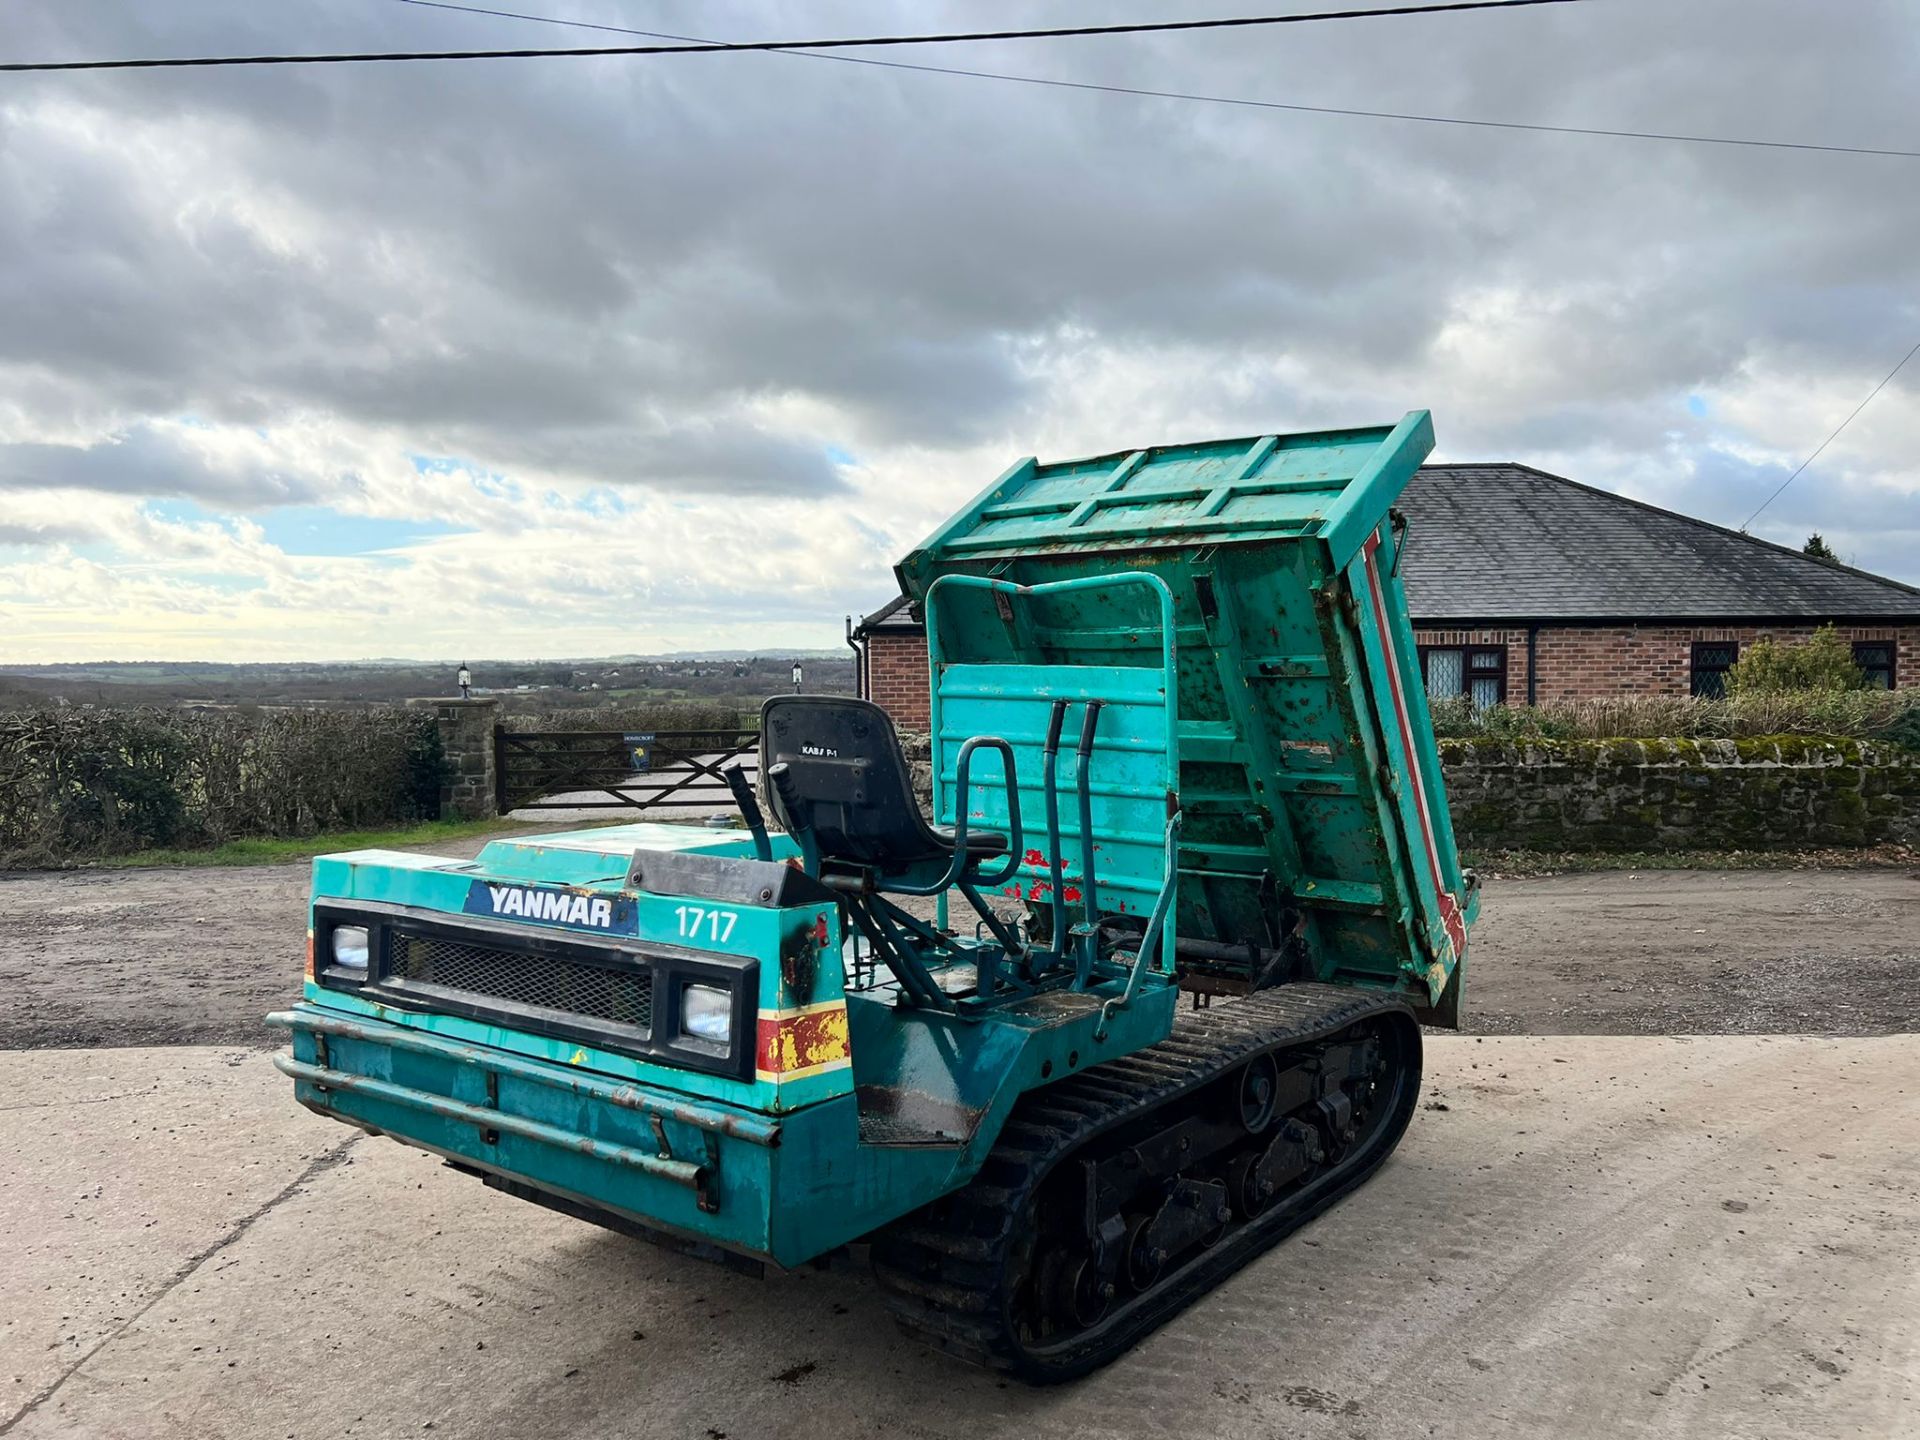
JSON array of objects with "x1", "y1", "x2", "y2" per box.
[
  {"x1": 0, "y1": 427, "x2": 323, "y2": 506},
  {"x1": 0, "y1": 516, "x2": 94, "y2": 546},
  {"x1": 0, "y1": 0, "x2": 1915, "y2": 529},
  {"x1": 482, "y1": 420, "x2": 848, "y2": 498}
]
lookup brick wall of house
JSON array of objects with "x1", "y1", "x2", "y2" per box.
[
  {"x1": 865, "y1": 630, "x2": 931, "y2": 729},
  {"x1": 1529, "y1": 623, "x2": 1918, "y2": 700},
  {"x1": 864, "y1": 620, "x2": 1917, "y2": 727},
  {"x1": 1414, "y1": 623, "x2": 1916, "y2": 701}
]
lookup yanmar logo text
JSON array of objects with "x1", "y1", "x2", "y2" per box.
[{"x1": 463, "y1": 880, "x2": 635, "y2": 933}]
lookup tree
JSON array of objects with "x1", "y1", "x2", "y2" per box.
[
  {"x1": 1725, "y1": 623, "x2": 1865, "y2": 694},
  {"x1": 1802, "y1": 533, "x2": 1839, "y2": 563}
]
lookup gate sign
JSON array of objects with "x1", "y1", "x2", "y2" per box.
[{"x1": 623, "y1": 732, "x2": 655, "y2": 773}]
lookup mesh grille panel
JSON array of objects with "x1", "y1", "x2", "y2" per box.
[{"x1": 388, "y1": 932, "x2": 652, "y2": 1031}]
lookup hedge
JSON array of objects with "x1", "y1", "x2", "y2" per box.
[
  {"x1": 0, "y1": 707, "x2": 443, "y2": 865},
  {"x1": 1426, "y1": 690, "x2": 1920, "y2": 745}
]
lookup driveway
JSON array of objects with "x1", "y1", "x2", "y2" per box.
[{"x1": 3, "y1": 857, "x2": 1916, "y2": 1048}]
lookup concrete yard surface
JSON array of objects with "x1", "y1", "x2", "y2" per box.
[{"x1": 4, "y1": 1037, "x2": 1916, "y2": 1440}]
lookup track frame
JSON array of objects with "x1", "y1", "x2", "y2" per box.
[{"x1": 872, "y1": 983, "x2": 1422, "y2": 1381}]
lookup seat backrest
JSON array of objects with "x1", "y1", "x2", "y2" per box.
[{"x1": 759, "y1": 696, "x2": 943, "y2": 870}]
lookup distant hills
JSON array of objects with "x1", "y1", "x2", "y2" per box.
[
  {"x1": 0, "y1": 653, "x2": 855, "y2": 710},
  {"x1": 7, "y1": 648, "x2": 852, "y2": 674}
]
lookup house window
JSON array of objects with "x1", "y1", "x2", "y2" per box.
[
  {"x1": 1421, "y1": 645, "x2": 1506, "y2": 709},
  {"x1": 1690, "y1": 641, "x2": 1739, "y2": 698},
  {"x1": 1852, "y1": 641, "x2": 1896, "y2": 690}
]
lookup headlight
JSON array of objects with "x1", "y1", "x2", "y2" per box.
[
  {"x1": 680, "y1": 983, "x2": 732, "y2": 1043},
  {"x1": 329, "y1": 925, "x2": 370, "y2": 973}
]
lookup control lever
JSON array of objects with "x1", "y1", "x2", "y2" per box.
[
  {"x1": 723, "y1": 764, "x2": 773, "y2": 862},
  {"x1": 765, "y1": 761, "x2": 820, "y2": 876}
]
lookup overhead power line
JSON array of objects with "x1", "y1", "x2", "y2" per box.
[
  {"x1": 1739, "y1": 337, "x2": 1920, "y2": 531},
  {"x1": 388, "y1": 0, "x2": 1920, "y2": 160},
  {"x1": 1633, "y1": 333, "x2": 1919, "y2": 617},
  {"x1": 1, "y1": 0, "x2": 1592, "y2": 73}
]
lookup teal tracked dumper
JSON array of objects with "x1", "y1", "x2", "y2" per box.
[{"x1": 271, "y1": 411, "x2": 1476, "y2": 1380}]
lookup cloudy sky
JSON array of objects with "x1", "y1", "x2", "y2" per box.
[{"x1": 2, "y1": 0, "x2": 1915, "y2": 661}]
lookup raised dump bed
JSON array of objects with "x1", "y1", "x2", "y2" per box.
[{"x1": 896, "y1": 409, "x2": 1475, "y2": 1023}]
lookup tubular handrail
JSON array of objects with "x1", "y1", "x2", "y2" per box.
[
  {"x1": 1095, "y1": 808, "x2": 1183, "y2": 1041},
  {"x1": 885, "y1": 736, "x2": 1025, "y2": 897},
  {"x1": 1039, "y1": 699, "x2": 1070, "y2": 971},
  {"x1": 1072, "y1": 699, "x2": 1105, "y2": 985},
  {"x1": 920, "y1": 568, "x2": 1182, "y2": 1013}
]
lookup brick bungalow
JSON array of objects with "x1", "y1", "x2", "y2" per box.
[{"x1": 853, "y1": 462, "x2": 1920, "y2": 729}]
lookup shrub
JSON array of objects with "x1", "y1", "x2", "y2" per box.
[
  {"x1": 1424, "y1": 696, "x2": 1475, "y2": 737},
  {"x1": 1869, "y1": 700, "x2": 1920, "y2": 753},
  {"x1": 1428, "y1": 689, "x2": 1919, "y2": 743},
  {"x1": 1725, "y1": 624, "x2": 1866, "y2": 694},
  {"x1": 1429, "y1": 696, "x2": 1577, "y2": 740},
  {"x1": 0, "y1": 707, "x2": 444, "y2": 865}
]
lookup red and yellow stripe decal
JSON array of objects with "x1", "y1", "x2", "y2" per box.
[
  {"x1": 1359, "y1": 532, "x2": 1469, "y2": 974},
  {"x1": 754, "y1": 999, "x2": 851, "y2": 1083}
]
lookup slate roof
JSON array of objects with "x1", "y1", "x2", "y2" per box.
[
  {"x1": 857, "y1": 462, "x2": 1920, "y2": 632},
  {"x1": 858, "y1": 592, "x2": 916, "y2": 631},
  {"x1": 1400, "y1": 464, "x2": 1920, "y2": 622}
]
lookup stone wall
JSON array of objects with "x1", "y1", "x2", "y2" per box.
[
  {"x1": 1439, "y1": 736, "x2": 1920, "y2": 852},
  {"x1": 899, "y1": 730, "x2": 934, "y2": 816},
  {"x1": 408, "y1": 696, "x2": 500, "y2": 820}
]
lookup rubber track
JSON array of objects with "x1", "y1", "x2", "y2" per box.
[{"x1": 870, "y1": 982, "x2": 1420, "y2": 1380}]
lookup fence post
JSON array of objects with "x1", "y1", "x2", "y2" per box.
[
  {"x1": 494, "y1": 726, "x2": 509, "y2": 817},
  {"x1": 407, "y1": 696, "x2": 502, "y2": 820}
]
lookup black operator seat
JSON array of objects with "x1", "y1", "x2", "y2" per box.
[{"x1": 759, "y1": 696, "x2": 1006, "y2": 876}]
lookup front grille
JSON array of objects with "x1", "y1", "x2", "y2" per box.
[
  {"x1": 315, "y1": 900, "x2": 755, "y2": 1079},
  {"x1": 386, "y1": 932, "x2": 653, "y2": 1032}
]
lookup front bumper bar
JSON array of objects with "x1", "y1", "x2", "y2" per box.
[
  {"x1": 273, "y1": 1055, "x2": 711, "y2": 1191},
  {"x1": 266, "y1": 1009, "x2": 781, "y2": 1217}
]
